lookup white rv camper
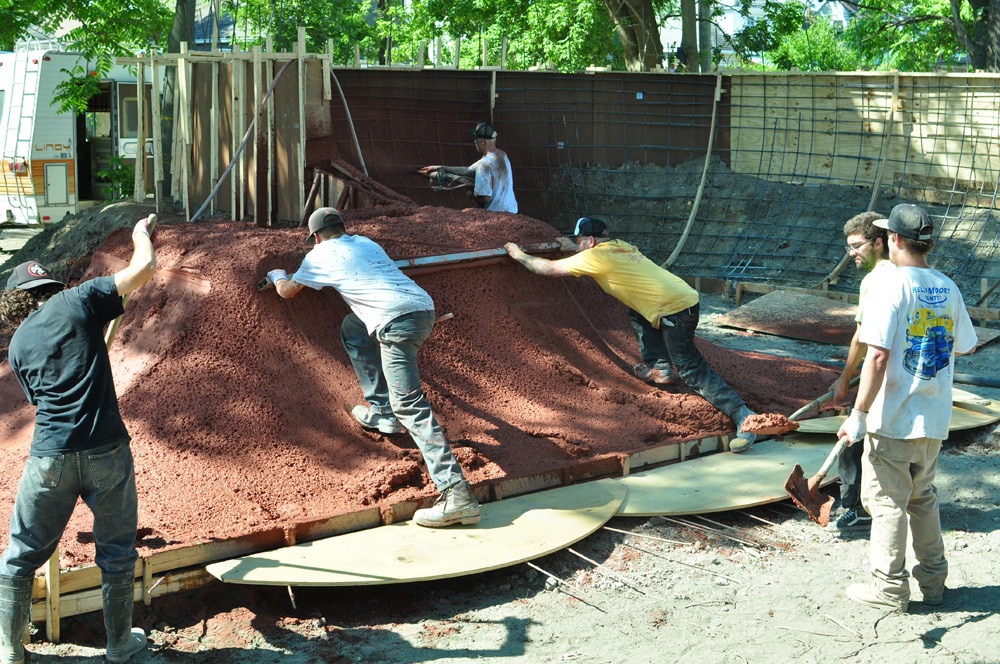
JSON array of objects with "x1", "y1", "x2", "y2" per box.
[{"x1": 0, "y1": 41, "x2": 152, "y2": 225}]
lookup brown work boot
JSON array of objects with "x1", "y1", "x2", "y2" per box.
[{"x1": 413, "y1": 481, "x2": 481, "y2": 527}]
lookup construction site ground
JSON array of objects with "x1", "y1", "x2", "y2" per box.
[{"x1": 3, "y1": 204, "x2": 999, "y2": 663}]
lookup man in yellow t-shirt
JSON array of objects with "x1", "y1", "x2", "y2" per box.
[{"x1": 505, "y1": 217, "x2": 758, "y2": 451}]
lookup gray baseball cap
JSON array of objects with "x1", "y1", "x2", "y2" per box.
[
  {"x1": 6, "y1": 261, "x2": 65, "y2": 290},
  {"x1": 875, "y1": 204, "x2": 933, "y2": 241},
  {"x1": 306, "y1": 207, "x2": 344, "y2": 240}
]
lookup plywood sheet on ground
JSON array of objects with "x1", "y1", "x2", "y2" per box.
[
  {"x1": 719, "y1": 289, "x2": 1000, "y2": 348},
  {"x1": 206, "y1": 480, "x2": 626, "y2": 586},
  {"x1": 796, "y1": 399, "x2": 1000, "y2": 435},
  {"x1": 716, "y1": 290, "x2": 856, "y2": 345},
  {"x1": 615, "y1": 433, "x2": 837, "y2": 516}
]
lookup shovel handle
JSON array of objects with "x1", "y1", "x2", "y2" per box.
[
  {"x1": 815, "y1": 436, "x2": 849, "y2": 481},
  {"x1": 789, "y1": 375, "x2": 861, "y2": 422}
]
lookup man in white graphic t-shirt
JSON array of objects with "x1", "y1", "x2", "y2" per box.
[
  {"x1": 837, "y1": 204, "x2": 977, "y2": 612},
  {"x1": 419, "y1": 122, "x2": 518, "y2": 213}
]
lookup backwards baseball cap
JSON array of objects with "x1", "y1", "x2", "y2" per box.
[
  {"x1": 467, "y1": 122, "x2": 497, "y2": 140},
  {"x1": 6, "y1": 261, "x2": 65, "y2": 291},
  {"x1": 307, "y1": 207, "x2": 344, "y2": 241},
  {"x1": 875, "y1": 204, "x2": 933, "y2": 241},
  {"x1": 571, "y1": 217, "x2": 608, "y2": 238}
]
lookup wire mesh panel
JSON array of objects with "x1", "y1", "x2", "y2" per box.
[
  {"x1": 495, "y1": 72, "x2": 721, "y2": 237},
  {"x1": 884, "y1": 75, "x2": 1000, "y2": 308},
  {"x1": 669, "y1": 73, "x2": 896, "y2": 288}
]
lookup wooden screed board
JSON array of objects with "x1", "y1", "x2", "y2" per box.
[
  {"x1": 207, "y1": 479, "x2": 626, "y2": 586},
  {"x1": 615, "y1": 433, "x2": 837, "y2": 517}
]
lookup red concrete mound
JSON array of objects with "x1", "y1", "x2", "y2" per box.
[{"x1": 0, "y1": 207, "x2": 838, "y2": 566}]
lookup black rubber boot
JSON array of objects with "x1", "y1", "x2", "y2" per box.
[
  {"x1": 101, "y1": 572, "x2": 147, "y2": 663},
  {"x1": 0, "y1": 575, "x2": 34, "y2": 664}
]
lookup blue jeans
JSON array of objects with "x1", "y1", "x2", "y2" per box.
[
  {"x1": 0, "y1": 441, "x2": 138, "y2": 577},
  {"x1": 634, "y1": 303, "x2": 746, "y2": 420},
  {"x1": 340, "y1": 310, "x2": 466, "y2": 491}
]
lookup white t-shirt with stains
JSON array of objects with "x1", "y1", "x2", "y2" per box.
[{"x1": 470, "y1": 150, "x2": 518, "y2": 213}]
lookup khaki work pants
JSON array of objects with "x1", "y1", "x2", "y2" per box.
[{"x1": 860, "y1": 434, "x2": 947, "y2": 604}]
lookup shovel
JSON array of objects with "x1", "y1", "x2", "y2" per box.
[{"x1": 783, "y1": 376, "x2": 862, "y2": 526}]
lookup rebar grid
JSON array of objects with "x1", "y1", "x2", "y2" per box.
[{"x1": 329, "y1": 70, "x2": 1000, "y2": 308}]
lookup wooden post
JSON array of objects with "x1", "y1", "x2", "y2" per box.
[
  {"x1": 418, "y1": 41, "x2": 426, "y2": 68},
  {"x1": 210, "y1": 61, "x2": 219, "y2": 216},
  {"x1": 253, "y1": 45, "x2": 262, "y2": 224},
  {"x1": 45, "y1": 553, "x2": 60, "y2": 642},
  {"x1": 501, "y1": 36, "x2": 507, "y2": 69},
  {"x1": 229, "y1": 45, "x2": 242, "y2": 221},
  {"x1": 354, "y1": 44, "x2": 361, "y2": 68},
  {"x1": 235, "y1": 45, "x2": 245, "y2": 221},
  {"x1": 482, "y1": 36, "x2": 487, "y2": 68},
  {"x1": 490, "y1": 71, "x2": 497, "y2": 124},
  {"x1": 454, "y1": 38, "x2": 461, "y2": 69},
  {"x1": 434, "y1": 37, "x2": 442, "y2": 67},
  {"x1": 266, "y1": 36, "x2": 275, "y2": 227},
  {"x1": 142, "y1": 559, "x2": 153, "y2": 607},
  {"x1": 324, "y1": 39, "x2": 333, "y2": 101},
  {"x1": 734, "y1": 281, "x2": 744, "y2": 306},
  {"x1": 150, "y1": 50, "x2": 163, "y2": 213},
  {"x1": 132, "y1": 60, "x2": 145, "y2": 203},
  {"x1": 298, "y1": 27, "x2": 307, "y2": 221},
  {"x1": 178, "y1": 42, "x2": 191, "y2": 220}
]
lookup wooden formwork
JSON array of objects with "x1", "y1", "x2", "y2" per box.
[{"x1": 29, "y1": 433, "x2": 730, "y2": 638}]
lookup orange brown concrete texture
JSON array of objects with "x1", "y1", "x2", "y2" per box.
[{"x1": 0, "y1": 206, "x2": 839, "y2": 566}]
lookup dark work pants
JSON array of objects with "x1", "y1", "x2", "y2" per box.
[
  {"x1": 630, "y1": 304, "x2": 746, "y2": 420},
  {"x1": 838, "y1": 437, "x2": 864, "y2": 510}
]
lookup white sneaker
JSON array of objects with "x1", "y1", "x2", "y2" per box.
[{"x1": 352, "y1": 405, "x2": 404, "y2": 434}]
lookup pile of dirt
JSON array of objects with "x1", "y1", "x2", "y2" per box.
[{"x1": 0, "y1": 204, "x2": 839, "y2": 566}]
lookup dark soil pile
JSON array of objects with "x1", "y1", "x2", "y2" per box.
[{"x1": 0, "y1": 205, "x2": 838, "y2": 566}]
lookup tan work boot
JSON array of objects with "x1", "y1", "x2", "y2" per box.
[
  {"x1": 413, "y1": 481, "x2": 481, "y2": 527},
  {"x1": 846, "y1": 582, "x2": 908, "y2": 612}
]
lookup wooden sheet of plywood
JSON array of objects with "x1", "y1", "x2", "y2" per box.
[
  {"x1": 718, "y1": 289, "x2": 1000, "y2": 348},
  {"x1": 796, "y1": 398, "x2": 1000, "y2": 435},
  {"x1": 717, "y1": 290, "x2": 857, "y2": 345},
  {"x1": 206, "y1": 479, "x2": 626, "y2": 586},
  {"x1": 615, "y1": 433, "x2": 838, "y2": 517}
]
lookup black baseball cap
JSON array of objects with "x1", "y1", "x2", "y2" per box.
[
  {"x1": 7, "y1": 261, "x2": 64, "y2": 290},
  {"x1": 467, "y1": 122, "x2": 497, "y2": 140},
  {"x1": 571, "y1": 217, "x2": 608, "y2": 238},
  {"x1": 875, "y1": 204, "x2": 933, "y2": 241},
  {"x1": 306, "y1": 207, "x2": 344, "y2": 241}
]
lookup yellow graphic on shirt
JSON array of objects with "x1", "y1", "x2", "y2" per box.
[{"x1": 903, "y1": 308, "x2": 954, "y2": 380}]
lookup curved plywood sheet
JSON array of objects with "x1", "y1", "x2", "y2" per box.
[
  {"x1": 207, "y1": 479, "x2": 626, "y2": 586},
  {"x1": 797, "y1": 399, "x2": 1000, "y2": 435},
  {"x1": 616, "y1": 434, "x2": 839, "y2": 517}
]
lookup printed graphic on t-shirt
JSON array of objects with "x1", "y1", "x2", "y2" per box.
[{"x1": 903, "y1": 305, "x2": 955, "y2": 380}]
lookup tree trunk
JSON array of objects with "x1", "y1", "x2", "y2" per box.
[
  {"x1": 602, "y1": 0, "x2": 664, "y2": 71},
  {"x1": 681, "y1": 0, "x2": 697, "y2": 71},
  {"x1": 977, "y1": 0, "x2": 1000, "y2": 70},
  {"x1": 698, "y1": 0, "x2": 712, "y2": 72},
  {"x1": 161, "y1": 0, "x2": 195, "y2": 201}
]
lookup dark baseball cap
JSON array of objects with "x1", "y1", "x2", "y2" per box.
[
  {"x1": 467, "y1": 122, "x2": 497, "y2": 140},
  {"x1": 571, "y1": 217, "x2": 608, "y2": 238},
  {"x1": 306, "y1": 207, "x2": 344, "y2": 240},
  {"x1": 875, "y1": 204, "x2": 933, "y2": 241},
  {"x1": 6, "y1": 261, "x2": 64, "y2": 290}
]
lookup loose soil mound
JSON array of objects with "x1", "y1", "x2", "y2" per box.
[{"x1": 0, "y1": 206, "x2": 838, "y2": 566}]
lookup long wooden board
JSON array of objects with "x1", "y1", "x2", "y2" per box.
[
  {"x1": 615, "y1": 433, "x2": 837, "y2": 517},
  {"x1": 207, "y1": 479, "x2": 626, "y2": 586}
]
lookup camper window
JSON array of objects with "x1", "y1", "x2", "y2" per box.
[{"x1": 121, "y1": 96, "x2": 138, "y2": 139}]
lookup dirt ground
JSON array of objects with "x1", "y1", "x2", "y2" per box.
[{"x1": 12, "y1": 290, "x2": 1000, "y2": 664}]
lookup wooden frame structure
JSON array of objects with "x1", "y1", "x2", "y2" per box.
[
  {"x1": 118, "y1": 32, "x2": 333, "y2": 224},
  {"x1": 30, "y1": 430, "x2": 733, "y2": 638}
]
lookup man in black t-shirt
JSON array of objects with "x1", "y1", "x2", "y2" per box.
[{"x1": 0, "y1": 217, "x2": 155, "y2": 664}]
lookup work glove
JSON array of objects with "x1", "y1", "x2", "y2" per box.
[
  {"x1": 132, "y1": 217, "x2": 156, "y2": 243},
  {"x1": 838, "y1": 408, "x2": 868, "y2": 446},
  {"x1": 266, "y1": 269, "x2": 289, "y2": 286}
]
